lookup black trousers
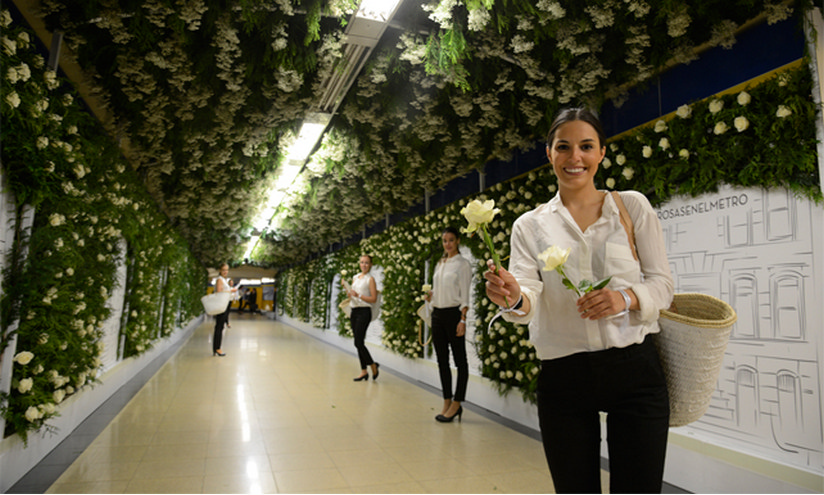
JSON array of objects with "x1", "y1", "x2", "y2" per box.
[
  {"x1": 536, "y1": 335, "x2": 669, "y2": 494},
  {"x1": 213, "y1": 303, "x2": 230, "y2": 352},
  {"x1": 431, "y1": 306, "x2": 468, "y2": 402},
  {"x1": 350, "y1": 307, "x2": 374, "y2": 369}
]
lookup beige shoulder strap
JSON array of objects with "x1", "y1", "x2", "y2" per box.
[{"x1": 611, "y1": 191, "x2": 638, "y2": 261}]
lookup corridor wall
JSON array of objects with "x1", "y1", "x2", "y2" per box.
[{"x1": 275, "y1": 10, "x2": 824, "y2": 493}]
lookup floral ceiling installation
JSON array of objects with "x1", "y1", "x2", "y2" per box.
[{"x1": 29, "y1": 0, "x2": 809, "y2": 268}]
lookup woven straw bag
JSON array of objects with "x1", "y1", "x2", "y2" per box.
[{"x1": 654, "y1": 293, "x2": 737, "y2": 427}]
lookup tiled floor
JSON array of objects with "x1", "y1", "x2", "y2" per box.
[{"x1": 41, "y1": 313, "x2": 574, "y2": 494}]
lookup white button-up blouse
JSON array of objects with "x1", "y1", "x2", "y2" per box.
[{"x1": 503, "y1": 191, "x2": 674, "y2": 360}]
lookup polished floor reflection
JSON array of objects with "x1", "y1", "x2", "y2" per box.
[{"x1": 45, "y1": 314, "x2": 571, "y2": 493}]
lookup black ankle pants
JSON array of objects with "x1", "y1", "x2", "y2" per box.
[
  {"x1": 431, "y1": 306, "x2": 468, "y2": 402},
  {"x1": 536, "y1": 335, "x2": 669, "y2": 493}
]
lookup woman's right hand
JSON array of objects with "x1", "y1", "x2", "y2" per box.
[{"x1": 484, "y1": 259, "x2": 522, "y2": 309}]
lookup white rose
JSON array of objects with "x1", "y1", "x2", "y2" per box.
[
  {"x1": 18, "y1": 377, "x2": 33, "y2": 393},
  {"x1": 622, "y1": 167, "x2": 635, "y2": 180},
  {"x1": 14, "y1": 351, "x2": 34, "y2": 365},
  {"x1": 538, "y1": 245, "x2": 570, "y2": 272},
  {"x1": 601, "y1": 157, "x2": 611, "y2": 169},
  {"x1": 713, "y1": 121, "x2": 729, "y2": 135},
  {"x1": 734, "y1": 116, "x2": 749, "y2": 132},
  {"x1": 658, "y1": 138, "x2": 670, "y2": 150},
  {"x1": 5, "y1": 91, "x2": 21, "y2": 108},
  {"x1": 24, "y1": 406, "x2": 41, "y2": 422},
  {"x1": 642, "y1": 146, "x2": 652, "y2": 158},
  {"x1": 709, "y1": 99, "x2": 724, "y2": 114},
  {"x1": 654, "y1": 119, "x2": 667, "y2": 133},
  {"x1": 460, "y1": 199, "x2": 500, "y2": 234},
  {"x1": 776, "y1": 105, "x2": 792, "y2": 118},
  {"x1": 679, "y1": 149, "x2": 690, "y2": 159},
  {"x1": 606, "y1": 177, "x2": 616, "y2": 189},
  {"x1": 676, "y1": 104, "x2": 692, "y2": 119},
  {"x1": 737, "y1": 91, "x2": 751, "y2": 106},
  {"x1": 616, "y1": 154, "x2": 626, "y2": 165},
  {"x1": 53, "y1": 389, "x2": 66, "y2": 404},
  {"x1": 1, "y1": 36, "x2": 16, "y2": 56},
  {"x1": 36, "y1": 136, "x2": 49, "y2": 149}
]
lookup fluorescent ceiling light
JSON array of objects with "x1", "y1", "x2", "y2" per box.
[
  {"x1": 356, "y1": 0, "x2": 402, "y2": 21},
  {"x1": 243, "y1": 235, "x2": 260, "y2": 260}
]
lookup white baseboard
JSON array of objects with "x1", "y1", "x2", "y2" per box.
[{"x1": 0, "y1": 317, "x2": 202, "y2": 493}]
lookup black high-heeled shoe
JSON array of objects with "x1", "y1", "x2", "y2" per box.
[
  {"x1": 353, "y1": 373, "x2": 369, "y2": 381},
  {"x1": 372, "y1": 363, "x2": 380, "y2": 380},
  {"x1": 213, "y1": 350, "x2": 226, "y2": 357},
  {"x1": 435, "y1": 405, "x2": 463, "y2": 423}
]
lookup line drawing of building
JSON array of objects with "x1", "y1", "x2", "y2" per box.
[{"x1": 657, "y1": 185, "x2": 822, "y2": 470}]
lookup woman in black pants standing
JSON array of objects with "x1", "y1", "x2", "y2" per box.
[
  {"x1": 213, "y1": 263, "x2": 237, "y2": 356},
  {"x1": 484, "y1": 108, "x2": 673, "y2": 493},
  {"x1": 425, "y1": 227, "x2": 473, "y2": 422},
  {"x1": 345, "y1": 255, "x2": 380, "y2": 381}
]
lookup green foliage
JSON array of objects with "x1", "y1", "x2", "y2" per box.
[
  {"x1": 275, "y1": 60, "x2": 820, "y2": 405},
  {"x1": 0, "y1": 15, "x2": 207, "y2": 442}
]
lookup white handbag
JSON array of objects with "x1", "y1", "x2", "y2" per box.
[{"x1": 201, "y1": 292, "x2": 232, "y2": 315}]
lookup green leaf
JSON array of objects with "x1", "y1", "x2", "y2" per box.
[{"x1": 592, "y1": 276, "x2": 612, "y2": 290}]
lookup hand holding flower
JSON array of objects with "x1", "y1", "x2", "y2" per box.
[
  {"x1": 539, "y1": 245, "x2": 611, "y2": 297},
  {"x1": 461, "y1": 199, "x2": 511, "y2": 306}
]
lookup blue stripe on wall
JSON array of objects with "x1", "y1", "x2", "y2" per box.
[{"x1": 600, "y1": 16, "x2": 806, "y2": 137}]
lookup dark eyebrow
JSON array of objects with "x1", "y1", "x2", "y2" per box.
[{"x1": 555, "y1": 138, "x2": 597, "y2": 144}]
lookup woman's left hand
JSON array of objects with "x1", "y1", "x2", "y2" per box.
[
  {"x1": 456, "y1": 321, "x2": 466, "y2": 337},
  {"x1": 577, "y1": 288, "x2": 625, "y2": 320}
]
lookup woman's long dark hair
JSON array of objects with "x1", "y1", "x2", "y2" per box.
[{"x1": 546, "y1": 107, "x2": 606, "y2": 148}]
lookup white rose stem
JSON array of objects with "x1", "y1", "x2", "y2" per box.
[{"x1": 0, "y1": 204, "x2": 35, "y2": 435}]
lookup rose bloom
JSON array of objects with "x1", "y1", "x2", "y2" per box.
[
  {"x1": 616, "y1": 153, "x2": 626, "y2": 165},
  {"x1": 622, "y1": 167, "x2": 635, "y2": 180},
  {"x1": 25, "y1": 406, "x2": 41, "y2": 422},
  {"x1": 714, "y1": 122, "x2": 729, "y2": 135},
  {"x1": 654, "y1": 119, "x2": 667, "y2": 133},
  {"x1": 676, "y1": 104, "x2": 692, "y2": 118},
  {"x1": 776, "y1": 105, "x2": 792, "y2": 118},
  {"x1": 14, "y1": 351, "x2": 34, "y2": 365},
  {"x1": 18, "y1": 377, "x2": 33, "y2": 393},
  {"x1": 538, "y1": 245, "x2": 570, "y2": 272},
  {"x1": 642, "y1": 145, "x2": 653, "y2": 158},
  {"x1": 606, "y1": 177, "x2": 616, "y2": 189},
  {"x1": 679, "y1": 149, "x2": 690, "y2": 159},
  {"x1": 601, "y1": 157, "x2": 611, "y2": 169},
  {"x1": 460, "y1": 199, "x2": 500, "y2": 234},
  {"x1": 658, "y1": 137, "x2": 670, "y2": 150},
  {"x1": 734, "y1": 116, "x2": 749, "y2": 132},
  {"x1": 5, "y1": 91, "x2": 21, "y2": 108},
  {"x1": 422, "y1": 284, "x2": 432, "y2": 292},
  {"x1": 737, "y1": 91, "x2": 751, "y2": 106},
  {"x1": 709, "y1": 99, "x2": 724, "y2": 114}
]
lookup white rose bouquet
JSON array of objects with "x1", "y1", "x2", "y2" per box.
[{"x1": 539, "y1": 245, "x2": 611, "y2": 297}]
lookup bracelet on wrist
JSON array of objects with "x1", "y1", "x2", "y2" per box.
[{"x1": 616, "y1": 289, "x2": 631, "y2": 317}]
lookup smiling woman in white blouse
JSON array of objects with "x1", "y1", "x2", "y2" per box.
[
  {"x1": 425, "y1": 226, "x2": 473, "y2": 423},
  {"x1": 483, "y1": 108, "x2": 674, "y2": 493}
]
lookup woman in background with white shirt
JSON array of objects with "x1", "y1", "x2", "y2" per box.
[
  {"x1": 484, "y1": 108, "x2": 673, "y2": 493},
  {"x1": 425, "y1": 227, "x2": 472, "y2": 423},
  {"x1": 345, "y1": 255, "x2": 380, "y2": 381}
]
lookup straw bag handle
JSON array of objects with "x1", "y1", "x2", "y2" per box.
[{"x1": 611, "y1": 191, "x2": 638, "y2": 262}]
